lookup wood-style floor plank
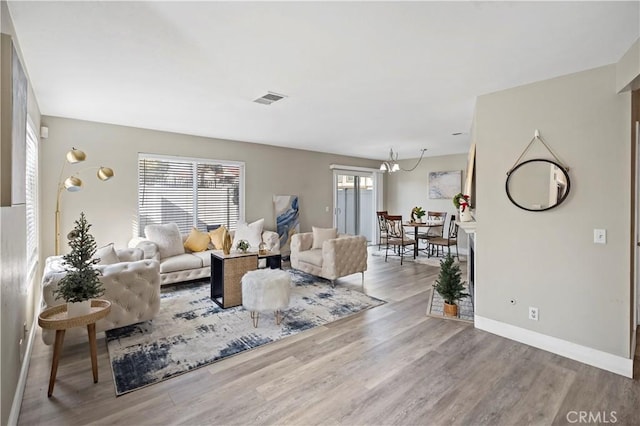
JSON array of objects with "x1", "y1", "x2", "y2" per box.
[{"x1": 18, "y1": 251, "x2": 640, "y2": 425}]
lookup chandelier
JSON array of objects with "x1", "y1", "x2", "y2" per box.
[{"x1": 379, "y1": 148, "x2": 427, "y2": 173}]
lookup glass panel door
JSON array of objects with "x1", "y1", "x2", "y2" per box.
[{"x1": 334, "y1": 172, "x2": 374, "y2": 243}]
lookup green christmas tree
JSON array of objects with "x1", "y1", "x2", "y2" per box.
[
  {"x1": 54, "y1": 212, "x2": 104, "y2": 303},
  {"x1": 433, "y1": 254, "x2": 469, "y2": 305}
]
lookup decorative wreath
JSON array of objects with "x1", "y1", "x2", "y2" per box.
[{"x1": 453, "y1": 193, "x2": 470, "y2": 211}]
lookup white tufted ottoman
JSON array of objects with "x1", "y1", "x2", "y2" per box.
[{"x1": 242, "y1": 268, "x2": 291, "y2": 327}]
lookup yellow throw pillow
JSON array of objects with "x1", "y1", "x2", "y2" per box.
[
  {"x1": 184, "y1": 228, "x2": 210, "y2": 252},
  {"x1": 208, "y1": 226, "x2": 228, "y2": 250}
]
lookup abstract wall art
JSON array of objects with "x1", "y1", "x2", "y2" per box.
[
  {"x1": 429, "y1": 170, "x2": 462, "y2": 199},
  {"x1": 273, "y1": 194, "x2": 299, "y2": 256}
]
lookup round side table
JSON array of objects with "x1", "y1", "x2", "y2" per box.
[{"x1": 38, "y1": 300, "x2": 111, "y2": 397}]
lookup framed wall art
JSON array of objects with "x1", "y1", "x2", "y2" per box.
[{"x1": 429, "y1": 170, "x2": 462, "y2": 199}]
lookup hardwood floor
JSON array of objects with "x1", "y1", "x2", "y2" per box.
[{"x1": 19, "y1": 252, "x2": 640, "y2": 425}]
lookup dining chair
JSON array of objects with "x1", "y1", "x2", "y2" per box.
[
  {"x1": 417, "y1": 211, "x2": 447, "y2": 254},
  {"x1": 428, "y1": 214, "x2": 459, "y2": 260},
  {"x1": 384, "y1": 214, "x2": 416, "y2": 265},
  {"x1": 376, "y1": 211, "x2": 388, "y2": 250}
]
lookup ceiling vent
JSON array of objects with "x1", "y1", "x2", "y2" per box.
[{"x1": 254, "y1": 91, "x2": 287, "y2": 105}]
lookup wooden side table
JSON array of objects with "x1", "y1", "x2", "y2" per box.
[
  {"x1": 38, "y1": 300, "x2": 111, "y2": 397},
  {"x1": 210, "y1": 250, "x2": 284, "y2": 308},
  {"x1": 211, "y1": 251, "x2": 258, "y2": 308}
]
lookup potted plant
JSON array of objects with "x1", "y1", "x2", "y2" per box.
[
  {"x1": 53, "y1": 212, "x2": 104, "y2": 317},
  {"x1": 411, "y1": 206, "x2": 426, "y2": 223},
  {"x1": 236, "y1": 239, "x2": 250, "y2": 253},
  {"x1": 433, "y1": 254, "x2": 469, "y2": 317}
]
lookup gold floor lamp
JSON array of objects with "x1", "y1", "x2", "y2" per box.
[{"x1": 55, "y1": 147, "x2": 114, "y2": 255}]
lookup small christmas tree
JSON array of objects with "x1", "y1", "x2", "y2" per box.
[
  {"x1": 54, "y1": 212, "x2": 104, "y2": 303},
  {"x1": 433, "y1": 254, "x2": 469, "y2": 306}
]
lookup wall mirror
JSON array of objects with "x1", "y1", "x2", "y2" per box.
[{"x1": 505, "y1": 159, "x2": 570, "y2": 212}]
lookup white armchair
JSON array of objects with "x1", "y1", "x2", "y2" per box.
[
  {"x1": 290, "y1": 230, "x2": 367, "y2": 286},
  {"x1": 41, "y1": 248, "x2": 161, "y2": 344}
]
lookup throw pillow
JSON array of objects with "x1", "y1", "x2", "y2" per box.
[
  {"x1": 145, "y1": 223, "x2": 185, "y2": 259},
  {"x1": 95, "y1": 243, "x2": 120, "y2": 265},
  {"x1": 233, "y1": 218, "x2": 264, "y2": 249},
  {"x1": 208, "y1": 225, "x2": 228, "y2": 250},
  {"x1": 312, "y1": 226, "x2": 337, "y2": 249},
  {"x1": 184, "y1": 228, "x2": 210, "y2": 252}
]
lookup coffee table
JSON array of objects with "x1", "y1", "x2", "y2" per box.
[
  {"x1": 210, "y1": 250, "x2": 282, "y2": 308},
  {"x1": 38, "y1": 300, "x2": 111, "y2": 397}
]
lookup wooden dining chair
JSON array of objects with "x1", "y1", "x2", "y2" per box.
[
  {"x1": 384, "y1": 214, "x2": 416, "y2": 265},
  {"x1": 417, "y1": 211, "x2": 447, "y2": 254},
  {"x1": 376, "y1": 211, "x2": 388, "y2": 250},
  {"x1": 428, "y1": 214, "x2": 459, "y2": 260}
]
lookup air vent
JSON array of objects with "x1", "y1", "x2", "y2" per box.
[{"x1": 254, "y1": 91, "x2": 287, "y2": 105}]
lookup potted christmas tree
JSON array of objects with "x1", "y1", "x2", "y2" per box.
[
  {"x1": 53, "y1": 212, "x2": 104, "y2": 317},
  {"x1": 433, "y1": 254, "x2": 469, "y2": 317}
]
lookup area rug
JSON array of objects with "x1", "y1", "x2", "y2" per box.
[
  {"x1": 426, "y1": 287, "x2": 474, "y2": 323},
  {"x1": 105, "y1": 270, "x2": 385, "y2": 396}
]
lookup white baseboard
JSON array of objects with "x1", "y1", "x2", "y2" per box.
[
  {"x1": 8, "y1": 293, "x2": 41, "y2": 426},
  {"x1": 475, "y1": 315, "x2": 634, "y2": 378}
]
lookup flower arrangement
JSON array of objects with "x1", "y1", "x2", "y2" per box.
[
  {"x1": 453, "y1": 193, "x2": 470, "y2": 211},
  {"x1": 411, "y1": 206, "x2": 426, "y2": 222}
]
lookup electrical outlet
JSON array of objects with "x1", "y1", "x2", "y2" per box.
[
  {"x1": 594, "y1": 229, "x2": 606, "y2": 244},
  {"x1": 529, "y1": 307, "x2": 539, "y2": 321}
]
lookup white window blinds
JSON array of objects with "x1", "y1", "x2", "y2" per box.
[
  {"x1": 138, "y1": 155, "x2": 243, "y2": 235},
  {"x1": 25, "y1": 120, "x2": 38, "y2": 281}
]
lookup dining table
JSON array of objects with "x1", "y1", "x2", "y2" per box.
[{"x1": 405, "y1": 219, "x2": 445, "y2": 258}]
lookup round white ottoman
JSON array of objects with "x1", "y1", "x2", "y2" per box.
[{"x1": 242, "y1": 269, "x2": 291, "y2": 327}]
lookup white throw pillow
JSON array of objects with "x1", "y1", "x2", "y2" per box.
[
  {"x1": 145, "y1": 223, "x2": 185, "y2": 259},
  {"x1": 95, "y1": 243, "x2": 120, "y2": 265},
  {"x1": 312, "y1": 226, "x2": 337, "y2": 249},
  {"x1": 233, "y1": 218, "x2": 264, "y2": 250}
]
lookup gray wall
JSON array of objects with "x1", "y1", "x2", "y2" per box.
[
  {"x1": 39, "y1": 116, "x2": 381, "y2": 260},
  {"x1": 475, "y1": 64, "x2": 631, "y2": 357},
  {"x1": 385, "y1": 153, "x2": 469, "y2": 251},
  {"x1": 0, "y1": 1, "x2": 41, "y2": 424}
]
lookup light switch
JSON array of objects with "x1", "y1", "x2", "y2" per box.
[{"x1": 594, "y1": 229, "x2": 606, "y2": 244}]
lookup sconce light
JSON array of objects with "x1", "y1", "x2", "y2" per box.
[
  {"x1": 379, "y1": 148, "x2": 427, "y2": 173},
  {"x1": 55, "y1": 148, "x2": 114, "y2": 255}
]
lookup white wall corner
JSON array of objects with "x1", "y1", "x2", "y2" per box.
[
  {"x1": 475, "y1": 315, "x2": 633, "y2": 378},
  {"x1": 616, "y1": 37, "x2": 640, "y2": 93}
]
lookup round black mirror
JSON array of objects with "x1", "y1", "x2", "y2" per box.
[{"x1": 506, "y1": 159, "x2": 570, "y2": 212}]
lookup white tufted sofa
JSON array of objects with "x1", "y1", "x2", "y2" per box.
[
  {"x1": 290, "y1": 232, "x2": 368, "y2": 286},
  {"x1": 41, "y1": 249, "x2": 161, "y2": 345},
  {"x1": 129, "y1": 230, "x2": 280, "y2": 286}
]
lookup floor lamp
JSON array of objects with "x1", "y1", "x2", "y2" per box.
[{"x1": 55, "y1": 148, "x2": 114, "y2": 255}]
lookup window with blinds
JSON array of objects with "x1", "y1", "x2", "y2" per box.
[
  {"x1": 25, "y1": 120, "x2": 38, "y2": 282},
  {"x1": 138, "y1": 155, "x2": 243, "y2": 235}
]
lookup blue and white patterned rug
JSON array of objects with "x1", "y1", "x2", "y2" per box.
[{"x1": 105, "y1": 270, "x2": 385, "y2": 396}]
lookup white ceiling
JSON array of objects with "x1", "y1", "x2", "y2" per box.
[{"x1": 7, "y1": 1, "x2": 640, "y2": 160}]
